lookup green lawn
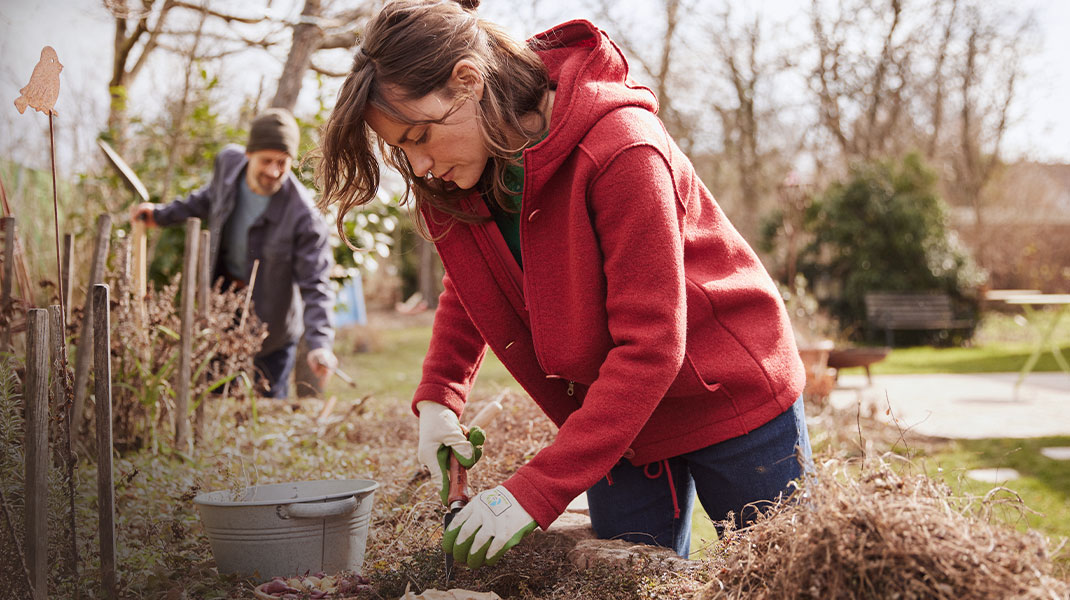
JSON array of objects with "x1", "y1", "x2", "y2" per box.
[
  {"x1": 848, "y1": 309, "x2": 1070, "y2": 376},
  {"x1": 868, "y1": 342, "x2": 1070, "y2": 375}
]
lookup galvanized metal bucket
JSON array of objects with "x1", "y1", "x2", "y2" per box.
[{"x1": 193, "y1": 479, "x2": 378, "y2": 579}]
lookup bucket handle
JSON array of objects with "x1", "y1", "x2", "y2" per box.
[{"x1": 276, "y1": 496, "x2": 358, "y2": 520}]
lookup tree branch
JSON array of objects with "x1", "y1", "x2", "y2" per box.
[
  {"x1": 310, "y1": 61, "x2": 350, "y2": 78},
  {"x1": 128, "y1": 0, "x2": 178, "y2": 83},
  {"x1": 170, "y1": 0, "x2": 271, "y2": 24},
  {"x1": 319, "y1": 31, "x2": 359, "y2": 49}
]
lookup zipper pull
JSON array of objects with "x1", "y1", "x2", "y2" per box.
[{"x1": 567, "y1": 381, "x2": 575, "y2": 397}]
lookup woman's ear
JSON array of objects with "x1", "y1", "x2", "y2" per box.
[{"x1": 450, "y1": 58, "x2": 485, "y2": 101}]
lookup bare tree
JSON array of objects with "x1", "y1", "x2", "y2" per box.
[
  {"x1": 105, "y1": 0, "x2": 181, "y2": 152},
  {"x1": 808, "y1": 0, "x2": 917, "y2": 164},
  {"x1": 707, "y1": 8, "x2": 784, "y2": 241},
  {"x1": 945, "y1": 4, "x2": 1034, "y2": 266},
  {"x1": 104, "y1": 0, "x2": 373, "y2": 148},
  {"x1": 271, "y1": 0, "x2": 378, "y2": 112},
  {"x1": 593, "y1": 0, "x2": 695, "y2": 151}
]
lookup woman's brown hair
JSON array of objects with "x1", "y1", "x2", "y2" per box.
[{"x1": 316, "y1": 0, "x2": 550, "y2": 241}]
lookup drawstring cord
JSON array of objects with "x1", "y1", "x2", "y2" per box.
[
  {"x1": 643, "y1": 459, "x2": 681, "y2": 519},
  {"x1": 604, "y1": 458, "x2": 680, "y2": 519}
]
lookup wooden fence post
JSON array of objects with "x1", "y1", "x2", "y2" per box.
[
  {"x1": 62, "y1": 234, "x2": 73, "y2": 322},
  {"x1": 2, "y1": 217, "x2": 14, "y2": 352},
  {"x1": 175, "y1": 218, "x2": 199, "y2": 454},
  {"x1": 49, "y1": 304, "x2": 79, "y2": 596},
  {"x1": 25, "y1": 308, "x2": 49, "y2": 600},
  {"x1": 194, "y1": 230, "x2": 211, "y2": 442},
  {"x1": 72, "y1": 214, "x2": 112, "y2": 442},
  {"x1": 92, "y1": 284, "x2": 117, "y2": 599},
  {"x1": 197, "y1": 230, "x2": 210, "y2": 315},
  {"x1": 132, "y1": 219, "x2": 147, "y2": 325}
]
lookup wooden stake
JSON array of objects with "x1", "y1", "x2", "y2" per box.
[
  {"x1": 72, "y1": 214, "x2": 111, "y2": 444},
  {"x1": 49, "y1": 305, "x2": 79, "y2": 597},
  {"x1": 0, "y1": 176, "x2": 34, "y2": 307},
  {"x1": 238, "y1": 259, "x2": 259, "y2": 331},
  {"x1": 175, "y1": 218, "x2": 200, "y2": 454},
  {"x1": 92, "y1": 284, "x2": 117, "y2": 600},
  {"x1": 131, "y1": 219, "x2": 147, "y2": 324},
  {"x1": 25, "y1": 308, "x2": 49, "y2": 600},
  {"x1": 197, "y1": 230, "x2": 210, "y2": 316},
  {"x1": 193, "y1": 230, "x2": 211, "y2": 442}
]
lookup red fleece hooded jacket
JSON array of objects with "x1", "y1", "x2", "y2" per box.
[{"x1": 412, "y1": 20, "x2": 805, "y2": 530}]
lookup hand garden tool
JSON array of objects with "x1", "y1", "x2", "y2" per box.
[
  {"x1": 98, "y1": 139, "x2": 150, "y2": 313},
  {"x1": 440, "y1": 425, "x2": 486, "y2": 585},
  {"x1": 330, "y1": 365, "x2": 358, "y2": 388}
]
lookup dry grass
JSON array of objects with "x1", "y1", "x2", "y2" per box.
[{"x1": 698, "y1": 456, "x2": 1070, "y2": 599}]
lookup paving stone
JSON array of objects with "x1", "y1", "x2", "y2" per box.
[
  {"x1": 534, "y1": 511, "x2": 698, "y2": 572},
  {"x1": 568, "y1": 538, "x2": 698, "y2": 572},
  {"x1": 1040, "y1": 447, "x2": 1070, "y2": 460},
  {"x1": 966, "y1": 468, "x2": 1021, "y2": 484}
]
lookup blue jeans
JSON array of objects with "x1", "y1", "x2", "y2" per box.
[
  {"x1": 587, "y1": 397, "x2": 812, "y2": 557},
  {"x1": 253, "y1": 342, "x2": 297, "y2": 399}
]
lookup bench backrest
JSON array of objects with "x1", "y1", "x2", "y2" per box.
[{"x1": 864, "y1": 292, "x2": 954, "y2": 327}]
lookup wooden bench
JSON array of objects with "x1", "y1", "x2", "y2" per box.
[{"x1": 864, "y1": 292, "x2": 974, "y2": 346}]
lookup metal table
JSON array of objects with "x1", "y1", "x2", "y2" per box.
[{"x1": 1003, "y1": 293, "x2": 1070, "y2": 397}]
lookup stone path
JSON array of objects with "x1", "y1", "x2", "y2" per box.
[{"x1": 828, "y1": 372, "x2": 1070, "y2": 439}]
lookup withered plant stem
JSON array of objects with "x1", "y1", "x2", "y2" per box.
[{"x1": 0, "y1": 486, "x2": 35, "y2": 598}]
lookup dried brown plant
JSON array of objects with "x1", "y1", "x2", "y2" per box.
[
  {"x1": 90, "y1": 239, "x2": 267, "y2": 451},
  {"x1": 698, "y1": 456, "x2": 1070, "y2": 599}
]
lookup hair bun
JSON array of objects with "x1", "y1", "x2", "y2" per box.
[{"x1": 453, "y1": 0, "x2": 480, "y2": 11}]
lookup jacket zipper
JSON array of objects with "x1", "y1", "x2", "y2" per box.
[{"x1": 567, "y1": 381, "x2": 575, "y2": 397}]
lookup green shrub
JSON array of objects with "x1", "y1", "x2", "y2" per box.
[{"x1": 798, "y1": 153, "x2": 985, "y2": 341}]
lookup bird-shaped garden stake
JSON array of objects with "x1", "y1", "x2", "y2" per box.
[
  {"x1": 13, "y1": 45, "x2": 71, "y2": 356},
  {"x1": 14, "y1": 46, "x2": 63, "y2": 115}
]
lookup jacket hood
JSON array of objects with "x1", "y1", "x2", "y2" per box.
[{"x1": 523, "y1": 20, "x2": 659, "y2": 184}]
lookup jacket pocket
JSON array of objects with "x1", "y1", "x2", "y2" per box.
[{"x1": 664, "y1": 352, "x2": 721, "y2": 398}]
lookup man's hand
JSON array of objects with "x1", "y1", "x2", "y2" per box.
[
  {"x1": 443, "y1": 485, "x2": 537, "y2": 569},
  {"x1": 130, "y1": 202, "x2": 157, "y2": 227},
  {"x1": 418, "y1": 402, "x2": 482, "y2": 502},
  {"x1": 306, "y1": 347, "x2": 338, "y2": 378}
]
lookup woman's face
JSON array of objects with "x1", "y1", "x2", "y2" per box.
[{"x1": 365, "y1": 80, "x2": 489, "y2": 191}]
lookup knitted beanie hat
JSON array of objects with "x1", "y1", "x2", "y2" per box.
[{"x1": 246, "y1": 108, "x2": 300, "y2": 158}]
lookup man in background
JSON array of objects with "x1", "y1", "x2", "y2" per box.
[{"x1": 132, "y1": 108, "x2": 337, "y2": 398}]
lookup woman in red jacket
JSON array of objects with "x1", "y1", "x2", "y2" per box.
[{"x1": 318, "y1": 0, "x2": 812, "y2": 567}]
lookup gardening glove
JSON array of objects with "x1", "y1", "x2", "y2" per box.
[
  {"x1": 306, "y1": 347, "x2": 338, "y2": 378},
  {"x1": 436, "y1": 426, "x2": 485, "y2": 504},
  {"x1": 417, "y1": 401, "x2": 482, "y2": 502},
  {"x1": 442, "y1": 485, "x2": 538, "y2": 569}
]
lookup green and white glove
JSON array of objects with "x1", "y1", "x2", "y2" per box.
[
  {"x1": 416, "y1": 401, "x2": 483, "y2": 504},
  {"x1": 442, "y1": 485, "x2": 538, "y2": 569}
]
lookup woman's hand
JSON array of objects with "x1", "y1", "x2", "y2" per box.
[
  {"x1": 417, "y1": 401, "x2": 478, "y2": 501},
  {"x1": 442, "y1": 485, "x2": 537, "y2": 568}
]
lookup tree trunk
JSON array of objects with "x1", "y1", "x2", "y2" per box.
[{"x1": 272, "y1": 0, "x2": 324, "y2": 112}]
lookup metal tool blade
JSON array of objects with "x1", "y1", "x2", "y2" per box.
[
  {"x1": 443, "y1": 453, "x2": 470, "y2": 587},
  {"x1": 97, "y1": 139, "x2": 149, "y2": 203},
  {"x1": 443, "y1": 507, "x2": 457, "y2": 583}
]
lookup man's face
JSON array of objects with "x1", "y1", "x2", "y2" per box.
[{"x1": 245, "y1": 149, "x2": 292, "y2": 196}]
